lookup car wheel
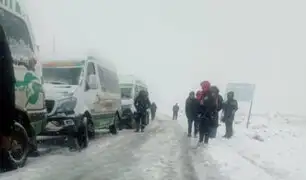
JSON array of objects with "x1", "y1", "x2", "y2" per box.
[
  {"x1": 7, "y1": 122, "x2": 30, "y2": 168},
  {"x1": 109, "y1": 114, "x2": 118, "y2": 135}
]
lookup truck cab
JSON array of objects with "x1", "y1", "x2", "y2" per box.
[{"x1": 0, "y1": 0, "x2": 47, "y2": 169}]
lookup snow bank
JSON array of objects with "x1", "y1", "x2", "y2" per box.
[
  {"x1": 223, "y1": 115, "x2": 306, "y2": 180},
  {"x1": 178, "y1": 114, "x2": 306, "y2": 180}
]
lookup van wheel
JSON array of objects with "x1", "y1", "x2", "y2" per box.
[
  {"x1": 7, "y1": 122, "x2": 29, "y2": 168},
  {"x1": 87, "y1": 120, "x2": 95, "y2": 139},
  {"x1": 109, "y1": 114, "x2": 118, "y2": 135},
  {"x1": 79, "y1": 117, "x2": 89, "y2": 148}
]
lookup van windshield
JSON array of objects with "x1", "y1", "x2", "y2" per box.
[
  {"x1": 42, "y1": 67, "x2": 83, "y2": 85},
  {"x1": 121, "y1": 87, "x2": 133, "y2": 98}
]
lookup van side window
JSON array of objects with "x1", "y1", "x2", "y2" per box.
[
  {"x1": 97, "y1": 65, "x2": 106, "y2": 91},
  {"x1": 87, "y1": 62, "x2": 96, "y2": 75},
  {"x1": 99, "y1": 67, "x2": 120, "y2": 93},
  {"x1": 85, "y1": 62, "x2": 97, "y2": 90}
]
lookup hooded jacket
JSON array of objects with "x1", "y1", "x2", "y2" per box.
[
  {"x1": 134, "y1": 91, "x2": 151, "y2": 114},
  {"x1": 185, "y1": 96, "x2": 199, "y2": 119}
]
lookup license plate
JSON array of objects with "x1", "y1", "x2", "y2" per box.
[{"x1": 64, "y1": 120, "x2": 74, "y2": 126}]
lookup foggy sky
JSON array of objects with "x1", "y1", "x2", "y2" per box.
[{"x1": 26, "y1": 0, "x2": 306, "y2": 115}]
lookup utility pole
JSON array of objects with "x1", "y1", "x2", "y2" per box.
[{"x1": 246, "y1": 99, "x2": 253, "y2": 128}]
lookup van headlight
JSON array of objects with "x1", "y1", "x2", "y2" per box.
[{"x1": 55, "y1": 97, "x2": 77, "y2": 113}]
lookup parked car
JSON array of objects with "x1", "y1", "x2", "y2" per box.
[
  {"x1": 0, "y1": 1, "x2": 47, "y2": 169},
  {"x1": 41, "y1": 56, "x2": 122, "y2": 149}
]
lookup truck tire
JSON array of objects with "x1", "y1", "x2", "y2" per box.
[{"x1": 7, "y1": 122, "x2": 29, "y2": 168}]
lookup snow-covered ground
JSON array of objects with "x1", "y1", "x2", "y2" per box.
[
  {"x1": 178, "y1": 113, "x2": 306, "y2": 180},
  {"x1": 1, "y1": 114, "x2": 225, "y2": 180}
]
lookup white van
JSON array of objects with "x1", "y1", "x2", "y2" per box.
[
  {"x1": 119, "y1": 75, "x2": 150, "y2": 128},
  {"x1": 41, "y1": 56, "x2": 121, "y2": 148},
  {"x1": 0, "y1": 0, "x2": 46, "y2": 168}
]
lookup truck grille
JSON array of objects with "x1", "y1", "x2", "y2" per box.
[{"x1": 45, "y1": 100, "x2": 55, "y2": 113}]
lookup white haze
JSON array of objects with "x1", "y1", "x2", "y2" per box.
[{"x1": 26, "y1": 0, "x2": 306, "y2": 116}]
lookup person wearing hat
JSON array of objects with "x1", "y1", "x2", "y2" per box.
[{"x1": 222, "y1": 91, "x2": 238, "y2": 138}]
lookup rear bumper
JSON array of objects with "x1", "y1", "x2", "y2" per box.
[{"x1": 121, "y1": 108, "x2": 134, "y2": 120}]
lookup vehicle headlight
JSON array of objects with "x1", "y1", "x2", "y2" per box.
[{"x1": 55, "y1": 96, "x2": 77, "y2": 113}]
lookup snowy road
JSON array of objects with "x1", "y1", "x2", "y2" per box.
[{"x1": 0, "y1": 116, "x2": 225, "y2": 180}]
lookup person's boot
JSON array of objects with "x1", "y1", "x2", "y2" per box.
[
  {"x1": 204, "y1": 135, "x2": 209, "y2": 144},
  {"x1": 28, "y1": 138, "x2": 40, "y2": 157},
  {"x1": 141, "y1": 129, "x2": 144, "y2": 132},
  {"x1": 197, "y1": 141, "x2": 204, "y2": 147},
  {"x1": 187, "y1": 133, "x2": 191, "y2": 137},
  {"x1": 193, "y1": 133, "x2": 197, "y2": 138},
  {"x1": 135, "y1": 123, "x2": 140, "y2": 132}
]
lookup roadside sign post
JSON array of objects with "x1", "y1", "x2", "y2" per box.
[{"x1": 246, "y1": 99, "x2": 253, "y2": 128}]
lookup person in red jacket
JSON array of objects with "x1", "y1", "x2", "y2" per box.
[{"x1": 197, "y1": 81, "x2": 217, "y2": 146}]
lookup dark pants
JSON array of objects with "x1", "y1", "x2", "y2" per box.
[
  {"x1": 224, "y1": 119, "x2": 234, "y2": 138},
  {"x1": 210, "y1": 114, "x2": 219, "y2": 138},
  {"x1": 199, "y1": 120, "x2": 210, "y2": 144},
  {"x1": 151, "y1": 111, "x2": 156, "y2": 120},
  {"x1": 187, "y1": 118, "x2": 198, "y2": 136},
  {"x1": 173, "y1": 112, "x2": 178, "y2": 120},
  {"x1": 209, "y1": 127, "x2": 217, "y2": 138},
  {"x1": 135, "y1": 112, "x2": 146, "y2": 131}
]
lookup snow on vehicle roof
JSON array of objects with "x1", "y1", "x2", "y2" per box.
[
  {"x1": 42, "y1": 56, "x2": 117, "y2": 72},
  {"x1": 87, "y1": 56, "x2": 117, "y2": 72},
  {"x1": 42, "y1": 60, "x2": 85, "y2": 67}
]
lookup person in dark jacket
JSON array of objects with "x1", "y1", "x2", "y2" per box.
[
  {"x1": 0, "y1": 25, "x2": 16, "y2": 171},
  {"x1": 172, "y1": 103, "x2": 179, "y2": 120},
  {"x1": 150, "y1": 102, "x2": 157, "y2": 120},
  {"x1": 185, "y1": 91, "x2": 199, "y2": 137},
  {"x1": 198, "y1": 81, "x2": 217, "y2": 146},
  {"x1": 222, "y1": 91, "x2": 238, "y2": 138},
  {"x1": 209, "y1": 86, "x2": 223, "y2": 138},
  {"x1": 134, "y1": 90, "x2": 151, "y2": 132}
]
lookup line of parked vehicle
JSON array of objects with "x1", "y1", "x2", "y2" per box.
[{"x1": 0, "y1": 1, "x2": 151, "y2": 170}]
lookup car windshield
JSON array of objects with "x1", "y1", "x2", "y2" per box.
[
  {"x1": 120, "y1": 87, "x2": 132, "y2": 98},
  {"x1": 42, "y1": 67, "x2": 83, "y2": 85}
]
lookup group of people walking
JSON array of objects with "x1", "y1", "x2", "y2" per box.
[{"x1": 185, "y1": 81, "x2": 238, "y2": 146}]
